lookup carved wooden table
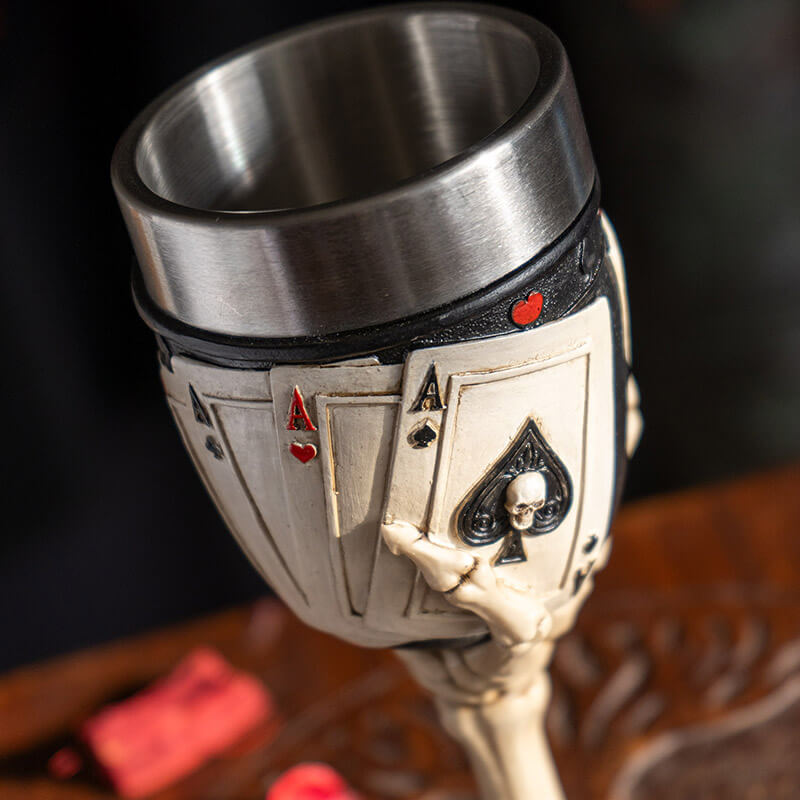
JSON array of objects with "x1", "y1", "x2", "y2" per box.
[{"x1": 2, "y1": 465, "x2": 800, "y2": 800}]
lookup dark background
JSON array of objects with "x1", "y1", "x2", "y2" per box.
[{"x1": 1, "y1": 0, "x2": 798, "y2": 672}]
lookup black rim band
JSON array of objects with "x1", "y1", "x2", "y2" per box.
[{"x1": 134, "y1": 183, "x2": 601, "y2": 369}]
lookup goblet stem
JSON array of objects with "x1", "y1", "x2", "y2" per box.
[
  {"x1": 397, "y1": 643, "x2": 564, "y2": 800},
  {"x1": 438, "y1": 670, "x2": 563, "y2": 800}
]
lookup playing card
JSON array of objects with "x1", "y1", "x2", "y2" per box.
[
  {"x1": 161, "y1": 357, "x2": 308, "y2": 612},
  {"x1": 368, "y1": 298, "x2": 615, "y2": 636},
  {"x1": 269, "y1": 361, "x2": 403, "y2": 640}
]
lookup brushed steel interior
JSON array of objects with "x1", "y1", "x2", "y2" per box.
[
  {"x1": 113, "y1": 4, "x2": 596, "y2": 338},
  {"x1": 136, "y1": 14, "x2": 538, "y2": 212}
]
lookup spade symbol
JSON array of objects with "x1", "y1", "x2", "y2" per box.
[
  {"x1": 573, "y1": 562, "x2": 594, "y2": 595},
  {"x1": 409, "y1": 420, "x2": 438, "y2": 449},
  {"x1": 457, "y1": 418, "x2": 572, "y2": 549},
  {"x1": 583, "y1": 534, "x2": 599, "y2": 554},
  {"x1": 205, "y1": 436, "x2": 224, "y2": 460}
]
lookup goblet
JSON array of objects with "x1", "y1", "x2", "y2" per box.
[{"x1": 112, "y1": 5, "x2": 641, "y2": 798}]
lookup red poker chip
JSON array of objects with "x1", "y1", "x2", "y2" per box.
[
  {"x1": 266, "y1": 763, "x2": 360, "y2": 800},
  {"x1": 81, "y1": 647, "x2": 273, "y2": 797}
]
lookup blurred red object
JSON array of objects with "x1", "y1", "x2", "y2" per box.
[
  {"x1": 81, "y1": 647, "x2": 272, "y2": 798},
  {"x1": 47, "y1": 747, "x2": 84, "y2": 780},
  {"x1": 266, "y1": 763, "x2": 361, "y2": 800}
]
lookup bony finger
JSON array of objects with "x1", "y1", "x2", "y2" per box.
[
  {"x1": 380, "y1": 520, "x2": 421, "y2": 555},
  {"x1": 536, "y1": 610, "x2": 553, "y2": 639}
]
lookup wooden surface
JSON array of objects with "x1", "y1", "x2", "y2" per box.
[{"x1": 2, "y1": 464, "x2": 800, "y2": 800}]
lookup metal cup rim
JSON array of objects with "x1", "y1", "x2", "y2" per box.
[{"x1": 112, "y1": 3, "x2": 596, "y2": 338}]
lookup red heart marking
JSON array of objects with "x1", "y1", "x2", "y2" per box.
[
  {"x1": 511, "y1": 292, "x2": 544, "y2": 327},
  {"x1": 289, "y1": 442, "x2": 317, "y2": 463}
]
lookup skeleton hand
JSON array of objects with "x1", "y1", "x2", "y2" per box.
[{"x1": 382, "y1": 519, "x2": 552, "y2": 649}]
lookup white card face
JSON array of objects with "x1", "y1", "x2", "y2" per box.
[
  {"x1": 269, "y1": 363, "x2": 403, "y2": 630},
  {"x1": 316, "y1": 394, "x2": 399, "y2": 616},
  {"x1": 371, "y1": 298, "x2": 616, "y2": 634},
  {"x1": 161, "y1": 358, "x2": 309, "y2": 612}
]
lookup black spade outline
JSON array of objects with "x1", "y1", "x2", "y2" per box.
[
  {"x1": 409, "y1": 420, "x2": 438, "y2": 449},
  {"x1": 456, "y1": 418, "x2": 572, "y2": 547}
]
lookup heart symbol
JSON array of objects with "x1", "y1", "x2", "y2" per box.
[
  {"x1": 511, "y1": 292, "x2": 544, "y2": 327},
  {"x1": 289, "y1": 442, "x2": 317, "y2": 463}
]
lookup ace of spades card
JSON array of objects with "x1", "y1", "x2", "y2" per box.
[{"x1": 366, "y1": 298, "x2": 616, "y2": 640}]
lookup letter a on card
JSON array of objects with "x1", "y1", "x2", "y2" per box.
[
  {"x1": 411, "y1": 363, "x2": 444, "y2": 412},
  {"x1": 286, "y1": 386, "x2": 317, "y2": 431}
]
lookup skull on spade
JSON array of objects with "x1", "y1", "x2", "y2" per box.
[{"x1": 504, "y1": 471, "x2": 547, "y2": 533}]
